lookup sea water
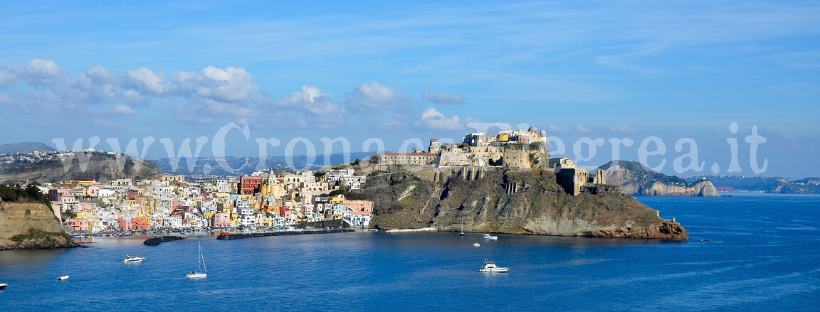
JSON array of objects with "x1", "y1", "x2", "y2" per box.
[{"x1": 1, "y1": 193, "x2": 818, "y2": 311}]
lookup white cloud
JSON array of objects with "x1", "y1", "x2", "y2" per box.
[
  {"x1": 126, "y1": 68, "x2": 170, "y2": 95},
  {"x1": 342, "y1": 81, "x2": 412, "y2": 114},
  {"x1": 575, "y1": 125, "x2": 591, "y2": 133},
  {"x1": 421, "y1": 89, "x2": 464, "y2": 105},
  {"x1": 16, "y1": 59, "x2": 63, "y2": 85},
  {"x1": 173, "y1": 66, "x2": 258, "y2": 103},
  {"x1": 0, "y1": 69, "x2": 15, "y2": 85},
  {"x1": 413, "y1": 107, "x2": 464, "y2": 130},
  {"x1": 270, "y1": 85, "x2": 349, "y2": 129},
  {"x1": 0, "y1": 92, "x2": 10, "y2": 104},
  {"x1": 110, "y1": 104, "x2": 136, "y2": 115},
  {"x1": 546, "y1": 124, "x2": 569, "y2": 133},
  {"x1": 23, "y1": 59, "x2": 63, "y2": 78},
  {"x1": 607, "y1": 124, "x2": 639, "y2": 133}
]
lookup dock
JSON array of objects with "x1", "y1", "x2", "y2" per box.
[{"x1": 216, "y1": 228, "x2": 354, "y2": 240}]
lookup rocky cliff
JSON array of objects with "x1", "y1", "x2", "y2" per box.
[
  {"x1": 600, "y1": 161, "x2": 718, "y2": 197},
  {"x1": 348, "y1": 168, "x2": 688, "y2": 241},
  {"x1": 0, "y1": 201, "x2": 78, "y2": 250},
  {"x1": 0, "y1": 153, "x2": 162, "y2": 184}
]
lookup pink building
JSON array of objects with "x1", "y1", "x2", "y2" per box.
[
  {"x1": 212, "y1": 212, "x2": 231, "y2": 228},
  {"x1": 279, "y1": 206, "x2": 292, "y2": 218},
  {"x1": 117, "y1": 217, "x2": 132, "y2": 231},
  {"x1": 88, "y1": 186, "x2": 99, "y2": 198},
  {"x1": 48, "y1": 189, "x2": 70, "y2": 201},
  {"x1": 66, "y1": 219, "x2": 89, "y2": 232},
  {"x1": 132, "y1": 218, "x2": 150, "y2": 230},
  {"x1": 344, "y1": 200, "x2": 374, "y2": 215}
]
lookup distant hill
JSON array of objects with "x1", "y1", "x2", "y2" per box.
[
  {"x1": 599, "y1": 160, "x2": 718, "y2": 197},
  {"x1": 0, "y1": 152, "x2": 163, "y2": 184},
  {"x1": 0, "y1": 142, "x2": 55, "y2": 154},
  {"x1": 686, "y1": 175, "x2": 820, "y2": 194},
  {"x1": 151, "y1": 152, "x2": 374, "y2": 176}
]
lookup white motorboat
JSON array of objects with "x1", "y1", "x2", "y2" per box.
[
  {"x1": 479, "y1": 260, "x2": 509, "y2": 273},
  {"x1": 57, "y1": 275, "x2": 69, "y2": 281},
  {"x1": 0, "y1": 283, "x2": 7, "y2": 290},
  {"x1": 186, "y1": 242, "x2": 208, "y2": 279},
  {"x1": 473, "y1": 242, "x2": 481, "y2": 247},
  {"x1": 123, "y1": 255, "x2": 145, "y2": 263},
  {"x1": 482, "y1": 233, "x2": 498, "y2": 240}
]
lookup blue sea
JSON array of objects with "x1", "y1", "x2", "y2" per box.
[{"x1": 1, "y1": 193, "x2": 819, "y2": 311}]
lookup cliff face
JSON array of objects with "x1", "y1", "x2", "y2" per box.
[
  {"x1": 348, "y1": 169, "x2": 688, "y2": 241},
  {"x1": 0, "y1": 201, "x2": 78, "y2": 250},
  {"x1": 601, "y1": 161, "x2": 718, "y2": 197},
  {"x1": 0, "y1": 154, "x2": 162, "y2": 184}
]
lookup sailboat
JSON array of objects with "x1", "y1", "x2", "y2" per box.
[
  {"x1": 186, "y1": 242, "x2": 208, "y2": 279},
  {"x1": 473, "y1": 234, "x2": 480, "y2": 247},
  {"x1": 460, "y1": 216, "x2": 464, "y2": 236}
]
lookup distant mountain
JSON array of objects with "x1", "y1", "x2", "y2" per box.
[
  {"x1": 0, "y1": 142, "x2": 55, "y2": 154},
  {"x1": 686, "y1": 175, "x2": 820, "y2": 194},
  {"x1": 599, "y1": 160, "x2": 719, "y2": 197},
  {"x1": 0, "y1": 152, "x2": 162, "y2": 184},
  {"x1": 151, "y1": 152, "x2": 375, "y2": 177}
]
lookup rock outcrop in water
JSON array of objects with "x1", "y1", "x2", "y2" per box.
[
  {"x1": 600, "y1": 161, "x2": 718, "y2": 197},
  {"x1": 347, "y1": 168, "x2": 688, "y2": 241},
  {"x1": 0, "y1": 201, "x2": 78, "y2": 250}
]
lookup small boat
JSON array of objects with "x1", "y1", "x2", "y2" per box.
[
  {"x1": 479, "y1": 259, "x2": 509, "y2": 273},
  {"x1": 473, "y1": 242, "x2": 481, "y2": 247},
  {"x1": 57, "y1": 275, "x2": 69, "y2": 281},
  {"x1": 219, "y1": 231, "x2": 230, "y2": 235},
  {"x1": 460, "y1": 216, "x2": 464, "y2": 236},
  {"x1": 0, "y1": 283, "x2": 7, "y2": 290},
  {"x1": 482, "y1": 233, "x2": 498, "y2": 240},
  {"x1": 123, "y1": 255, "x2": 145, "y2": 263},
  {"x1": 186, "y1": 242, "x2": 208, "y2": 279}
]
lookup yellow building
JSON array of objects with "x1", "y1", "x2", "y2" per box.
[{"x1": 329, "y1": 196, "x2": 345, "y2": 205}]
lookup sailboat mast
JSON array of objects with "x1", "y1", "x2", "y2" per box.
[
  {"x1": 201, "y1": 244, "x2": 207, "y2": 272},
  {"x1": 197, "y1": 242, "x2": 203, "y2": 272}
]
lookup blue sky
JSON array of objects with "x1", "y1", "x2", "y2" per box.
[{"x1": 1, "y1": 1, "x2": 819, "y2": 177}]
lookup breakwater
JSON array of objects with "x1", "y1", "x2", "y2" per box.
[
  {"x1": 216, "y1": 228, "x2": 354, "y2": 240},
  {"x1": 386, "y1": 227, "x2": 438, "y2": 233},
  {"x1": 143, "y1": 236, "x2": 187, "y2": 246}
]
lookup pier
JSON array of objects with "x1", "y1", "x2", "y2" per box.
[
  {"x1": 143, "y1": 236, "x2": 187, "y2": 246},
  {"x1": 216, "y1": 228, "x2": 354, "y2": 240}
]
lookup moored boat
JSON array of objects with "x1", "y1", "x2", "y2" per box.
[
  {"x1": 186, "y1": 242, "x2": 208, "y2": 279},
  {"x1": 57, "y1": 275, "x2": 69, "y2": 281},
  {"x1": 479, "y1": 259, "x2": 509, "y2": 273}
]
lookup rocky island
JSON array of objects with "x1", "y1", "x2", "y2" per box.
[{"x1": 600, "y1": 160, "x2": 719, "y2": 197}]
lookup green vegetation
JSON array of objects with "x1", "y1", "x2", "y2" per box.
[
  {"x1": 0, "y1": 183, "x2": 55, "y2": 214},
  {"x1": 62, "y1": 209, "x2": 77, "y2": 221}
]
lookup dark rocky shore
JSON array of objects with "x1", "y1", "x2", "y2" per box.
[
  {"x1": 217, "y1": 228, "x2": 355, "y2": 240},
  {"x1": 143, "y1": 236, "x2": 187, "y2": 246}
]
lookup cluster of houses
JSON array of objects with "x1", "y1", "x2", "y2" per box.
[
  {"x1": 43, "y1": 168, "x2": 372, "y2": 234},
  {"x1": 376, "y1": 125, "x2": 606, "y2": 196}
]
